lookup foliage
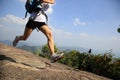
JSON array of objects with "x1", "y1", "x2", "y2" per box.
[
  {"x1": 59, "y1": 50, "x2": 120, "y2": 80},
  {"x1": 117, "y1": 27, "x2": 120, "y2": 33},
  {"x1": 34, "y1": 48, "x2": 41, "y2": 56}
]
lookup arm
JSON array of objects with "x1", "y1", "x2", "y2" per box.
[{"x1": 42, "y1": 0, "x2": 55, "y2": 4}]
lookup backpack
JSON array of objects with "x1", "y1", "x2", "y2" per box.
[{"x1": 24, "y1": 0, "x2": 42, "y2": 18}]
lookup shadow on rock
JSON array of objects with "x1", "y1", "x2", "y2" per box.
[{"x1": 0, "y1": 54, "x2": 16, "y2": 62}]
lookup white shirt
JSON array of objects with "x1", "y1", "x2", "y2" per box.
[{"x1": 29, "y1": 3, "x2": 49, "y2": 23}]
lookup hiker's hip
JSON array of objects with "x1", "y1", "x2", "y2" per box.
[{"x1": 29, "y1": 12, "x2": 47, "y2": 23}]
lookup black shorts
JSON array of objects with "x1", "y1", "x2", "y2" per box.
[{"x1": 26, "y1": 20, "x2": 47, "y2": 30}]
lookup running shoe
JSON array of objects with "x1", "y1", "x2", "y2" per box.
[
  {"x1": 50, "y1": 53, "x2": 64, "y2": 63},
  {"x1": 12, "y1": 36, "x2": 19, "y2": 47}
]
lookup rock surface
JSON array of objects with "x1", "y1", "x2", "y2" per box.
[{"x1": 0, "y1": 43, "x2": 112, "y2": 80}]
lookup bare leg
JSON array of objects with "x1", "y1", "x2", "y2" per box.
[
  {"x1": 13, "y1": 27, "x2": 33, "y2": 46},
  {"x1": 39, "y1": 25, "x2": 54, "y2": 55},
  {"x1": 19, "y1": 28, "x2": 33, "y2": 41}
]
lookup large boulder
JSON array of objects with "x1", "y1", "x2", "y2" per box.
[{"x1": 0, "y1": 43, "x2": 111, "y2": 80}]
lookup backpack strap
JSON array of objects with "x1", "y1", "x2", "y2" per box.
[
  {"x1": 41, "y1": 10, "x2": 48, "y2": 23},
  {"x1": 23, "y1": 11, "x2": 28, "y2": 19}
]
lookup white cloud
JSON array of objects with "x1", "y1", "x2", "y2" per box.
[
  {"x1": 0, "y1": 14, "x2": 27, "y2": 25},
  {"x1": 0, "y1": 14, "x2": 27, "y2": 40},
  {"x1": 73, "y1": 18, "x2": 86, "y2": 26}
]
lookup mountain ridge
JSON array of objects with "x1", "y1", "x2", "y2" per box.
[{"x1": 0, "y1": 40, "x2": 93, "y2": 53}]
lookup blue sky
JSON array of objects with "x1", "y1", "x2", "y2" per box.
[{"x1": 0, "y1": 0, "x2": 120, "y2": 57}]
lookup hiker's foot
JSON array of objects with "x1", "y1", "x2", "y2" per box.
[
  {"x1": 50, "y1": 53, "x2": 64, "y2": 63},
  {"x1": 13, "y1": 36, "x2": 19, "y2": 47}
]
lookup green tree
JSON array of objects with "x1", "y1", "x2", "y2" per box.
[
  {"x1": 59, "y1": 50, "x2": 80, "y2": 68},
  {"x1": 39, "y1": 46, "x2": 120, "y2": 79},
  {"x1": 108, "y1": 58, "x2": 120, "y2": 80},
  {"x1": 41, "y1": 44, "x2": 58, "y2": 58},
  {"x1": 117, "y1": 27, "x2": 120, "y2": 33},
  {"x1": 34, "y1": 48, "x2": 41, "y2": 56}
]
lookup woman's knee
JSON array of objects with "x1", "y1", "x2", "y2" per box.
[
  {"x1": 23, "y1": 37, "x2": 27, "y2": 41},
  {"x1": 47, "y1": 31, "x2": 53, "y2": 40},
  {"x1": 19, "y1": 36, "x2": 28, "y2": 41},
  {"x1": 40, "y1": 25, "x2": 53, "y2": 40}
]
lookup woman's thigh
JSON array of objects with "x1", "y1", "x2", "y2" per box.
[{"x1": 39, "y1": 25, "x2": 52, "y2": 38}]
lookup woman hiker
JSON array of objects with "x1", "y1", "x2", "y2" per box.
[{"x1": 12, "y1": 0, "x2": 64, "y2": 63}]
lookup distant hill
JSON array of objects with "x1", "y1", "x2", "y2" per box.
[
  {"x1": 0, "y1": 40, "x2": 102, "y2": 54},
  {"x1": 0, "y1": 40, "x2": 12, "y2": 46},
  {"x1": 17, "y1": 45, "x2": 42, "y2": 53},
  {"x1": 0, "y1": 40, "x2": 32, "y2": 46},
  {"x1": 58, "y1": 46, "x2": 89, "y2": 52}
]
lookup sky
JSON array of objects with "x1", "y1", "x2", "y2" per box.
[{"x1": 0, "y1": 0, "x2": 120, "y2": 57}]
